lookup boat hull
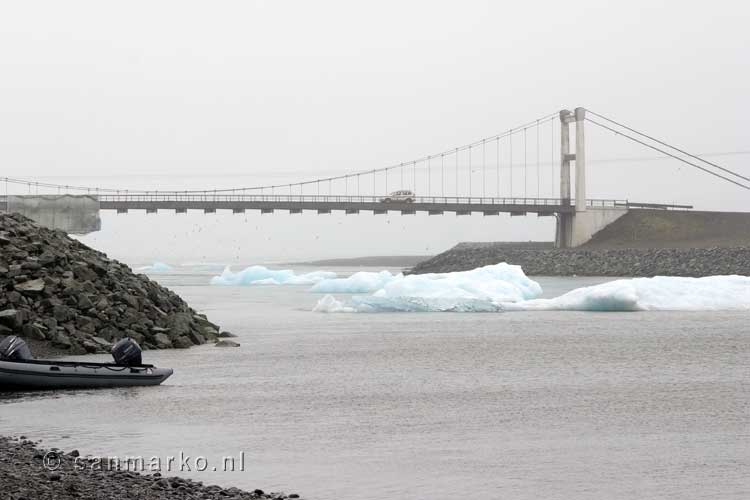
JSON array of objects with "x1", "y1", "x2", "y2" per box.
[{"x1": 0, "y1": 360, "x2": 173, "y2": 389}]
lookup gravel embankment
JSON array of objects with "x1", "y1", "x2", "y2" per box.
[
  {"x1": 408, "y1": 242, "x2": 750, "y2": 276},
  {"x1": 0, "y1": 436, "x2": 303, "y2": 500},
  {"x1": 0, "y1": 212, "x2": 221, "y2": 355}
]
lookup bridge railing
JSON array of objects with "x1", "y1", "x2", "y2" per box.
[
  {"x1": 585, "y1": 199, "x2": 628, "y2": 208},
  {"x1": 96, "y1": 193, "x2": 628, "y2": 207},
  {"x1": 96, "y1": 193, "x2": 571, "y2": 205}
]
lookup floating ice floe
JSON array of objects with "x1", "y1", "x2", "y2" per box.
[
  {"x1": 313, "y1": 266, "x2": 750, "y2": 313},
  {"x1": 506, "y1": 275, "x2": 750, "y2": 312},
  {"x1": 137, "y1": 262, "x2": 173, "y2": 272},
  {"x1": 311, "y1": 270, "x2": 400, "y2": 293},
  {"x1": 313, "y1": 294, "x2": 505, "y2": 313},
  {"x1": 210, "y1": 265, "x2": 337, "y2": 286},
  {"x1": 313, "y1": 263, "x2": 542, "y2": 312}
]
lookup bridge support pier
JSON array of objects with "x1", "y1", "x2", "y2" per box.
[
  {"x1": 557, "y1": 208, "x2": 628, "y2": 247},
  {"x1": 557, "y1": 110, "x2": 574, "y2": 247},
  {"x1": 555, "y1": 107, "x2": 627, "y2": 247},
  {"x1": 6, "y1": 195, "x2": 101, "y2": 234},
  {"x1": 555, "y1": 213, "x2": 573, "y2": 248}
]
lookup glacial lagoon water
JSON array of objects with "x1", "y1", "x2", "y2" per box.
[{"x1": 0, "y1": 266, "x2": 748, "y2": 500}]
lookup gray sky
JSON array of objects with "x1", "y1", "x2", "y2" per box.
[{"x1": 1, "y1": 1, "x2": 748, "y2": 263}]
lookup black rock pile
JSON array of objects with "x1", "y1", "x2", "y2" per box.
[
  {"x1": 0, "y1": 436, "x2": 303, "y2": 500},
  {"x1": 409, "y1": 242, "x2": 750, "y2": 277},
  {"x1": 0, "y1": 212, "x2": 220, "y2": 354}
]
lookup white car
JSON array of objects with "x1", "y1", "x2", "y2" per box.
[{"x1": 380, "y1": 190, "x2": 415, "y2": 203}]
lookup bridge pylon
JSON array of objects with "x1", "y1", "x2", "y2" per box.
[{"x1": 556, "y1": 107, "x2": 627, "y2": 248}]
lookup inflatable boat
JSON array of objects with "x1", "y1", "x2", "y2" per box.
[{"x1": 0, "y1": 336, "x2": 173, "y2": 390}]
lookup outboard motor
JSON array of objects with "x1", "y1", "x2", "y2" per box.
[
  {"x1": 0, "y1": 336, "x2": 34, "y2": 361},
  {"x1": 111, "y1": 337, "x2": 143, "y2": 366}
]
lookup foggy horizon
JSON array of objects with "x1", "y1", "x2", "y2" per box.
[{"x1": 2, "y1": 0, "x2": 748, "y2": 263}]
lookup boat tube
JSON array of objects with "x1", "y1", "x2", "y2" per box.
[{"x1": 0, "y1": 336, "x2": 173, "y2": 390}]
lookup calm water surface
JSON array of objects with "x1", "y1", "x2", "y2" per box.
[{"x1": 1, "y1": 269, "x2": 748, "y2": 500}]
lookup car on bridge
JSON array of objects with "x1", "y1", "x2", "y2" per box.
[{"x1": 380, "y1": 190, "x2": 415, "y2": 203}]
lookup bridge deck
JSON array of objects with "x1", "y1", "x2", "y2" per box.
[
  {"x1": 95, "y1": 195, "x2": 626, "y2": 214},
  {"x1": 0, "y1": 194, "x2": 691, "y2": 215}
]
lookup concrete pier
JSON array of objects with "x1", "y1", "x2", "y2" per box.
[
  {"x1": 5, "y1": 195, "x2": 101, "y2": 234},
  {"x1": 555, "y1": 107, "x2": 627, "y2": 248}
]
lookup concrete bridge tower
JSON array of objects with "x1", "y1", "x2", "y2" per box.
[{"x1": 556, "y1": 107, "x2": 627, "y2": 248}]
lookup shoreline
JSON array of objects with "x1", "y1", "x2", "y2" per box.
[
  {"x1": 409, "y1": 243, "x2": 750, "y2": 277},
  {"x1": 0, "y1": 435, "x2": 303, "y2": 500}
]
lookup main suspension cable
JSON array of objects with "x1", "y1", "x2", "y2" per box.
[
  {"x1": 586, "y1": 118, "x2": 750, "y2": 191},
  {"x1": 586, "y1": 109, "x2": 749, "y2": 183}
]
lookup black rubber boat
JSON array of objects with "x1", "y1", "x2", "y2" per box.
[{"x1": 0, "y1": 336, "x2": 173, "y2": 389}]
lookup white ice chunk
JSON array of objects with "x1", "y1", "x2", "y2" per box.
[
  {"x1": 137, "y1": 262, "x2": 173, "y2": 272},
  {"x1": 314, "y1": 294, "x2": 503, "y2": 313},
  {"x1": 313, "y1": 264, "x2": 750, "y2": 313},
  {"x1": 373, "y1": 264, "x2": 542, "y2": 303},
  {"x1": 311, "y1": 270, "x2": 400, "y2": 293},
  {"x1": 313, "y1": 263, "x2": 542, "y2": 312},
  {"x1": 210, "y1": 265, "x2": 337, "y2": 286},
  {"x1": 313, "y1": 295, "x2": 357, "y2": 313},
  {"x1": 507, "y1": 275, "x2": 750, "y2": 312}
]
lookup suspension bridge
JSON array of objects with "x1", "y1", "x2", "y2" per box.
[{"x1": 2, "y1": 107, "x2": 746, "y2": 247}]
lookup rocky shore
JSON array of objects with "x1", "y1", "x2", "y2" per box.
[
  {"x1": 0, "y1": 436, "x2": 303, "y2": 500},
  {"x1": 0, "y1": 212, "x2": 221, "y2": 355},
  {"x1": 409, "y1": 242, "x2": 750, "y2": 277}
]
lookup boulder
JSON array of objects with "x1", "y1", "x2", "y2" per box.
[
  {"x1": 52, "y1": 332, "x2": 72, "y2": 349},
  {"x1": 167, "y1": 312, "x2": 193, "y2": 338},
  {"x1": 52, "y1": 305, "x2": 74, "y2": 323},
  {"x1": 21, "y1": 260, "x2": 42, "y2": 271},
  {"x1": 39, "y1": 297, "x2": 63, "y2": 309},
  {"x1": 91, "y1": 337, "x2": 112, "y2": 350},
  {"x1": 76, "y1": 294, "x2": 94, "y2": 310},
  {"x1": 97, "y1": 326, "x2": 121, "y2": 342},
  {"x1": 21, "y1": 323, "x2": 46, "y2": 341},
  {"x1": 5, "y1": 291, "x2": 22, "y2": 304},
  {"x1": 215, "y1": 340, "x2": 240, "y2": 348},
  {"x1": 0, "y1": 309, "x2": 27, "y2": 329},
  {"x1": 152, "y1": 332, "x2": 172, "y2": 349},
  {"x1": 201, "y1": 326, "x2": 219, "y2": 339},
  {"x1": 82, "y1": 339, "x2": 100, "y2": 353},
  {"x1": 71, "y1": 263, "x2": 97, "y2": 282},
  {"x1": 38, "y1": 252, "x2": 57, "y2": 266},
  {"x1": 14, "y1": 278, "x2": 45, "y2": 296},
  {"x1": 187, "y1": 330, "x2": 206, "y2": 345},
  {"x1": 174, "y1": 336, "x2": 193, "y2": 349}
]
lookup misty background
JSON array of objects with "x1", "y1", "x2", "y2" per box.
[{"x1": 1, "y1": 0, "x2": 748, "y2": 264}]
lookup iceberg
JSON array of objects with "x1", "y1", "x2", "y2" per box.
[
  {"x1": 312, "y1": 264, "x2": 750, "y2": 313},
  {"x1": 373, "y1": 264, "x2": 542, "y2": 302},
  {"x1": 313, "y1": 263, "x2": 542, "y2": 312},
  {"x1": 507, "y1": 275, "x2": 750, "y2": 312},
  {"x1": 311, "y1": 270, "x2": 400, "y2": 293},
  {"x1": 313, "y1": 294, "x2": 504, "y2": 313},
  {"x1": 210, "y1": 265, "x2": 337, "y2": 286},
  {"x1": 137, "y1": 262, "x2": 173, "y2": 272},
  {"x1": 313, "y1": 295, "x2": 357, "y2": 313}
]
